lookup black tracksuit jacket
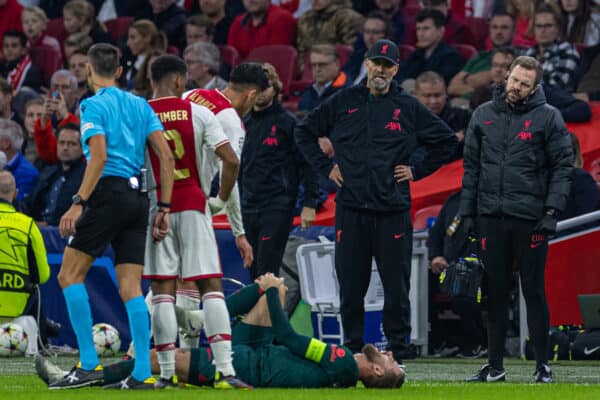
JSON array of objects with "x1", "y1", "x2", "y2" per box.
[
  {"x1": 240, "y1": 101, "x2": 319, "y2": 213},
  {"x1": 461, "y1": 86, "x2": 573, "y2": 221},
  {"x1": 295, "y1": 81, "x2": 458, "y2": 212}
]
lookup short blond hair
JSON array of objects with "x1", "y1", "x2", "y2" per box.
[{"x1": 22, "y1": 6, "x2": 48, "y2": 24}]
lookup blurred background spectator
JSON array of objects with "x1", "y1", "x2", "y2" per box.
[
  {"x1": 183, "y1": 41, "x2": 227, "y2": 90},
  {"x1": 1, "y1": 30, "x2": 43, "y2": 92},
  {"x1": 121, "y1": 19, "x2": 166, "y2": 90},
  {"x1": 558, "y1": 0, "x2": 600, "y2": 46}
]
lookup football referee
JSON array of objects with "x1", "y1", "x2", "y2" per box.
[{"x1": 50, "y1": 44, "x2": 175, "y2": 390}]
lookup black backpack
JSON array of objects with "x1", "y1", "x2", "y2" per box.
[
  {"x1": 524, "y1": 327, "x2": 571, "y2": 361},
  {"x1": 572, "y1": 330, "x2": 600, "y2": 360}
]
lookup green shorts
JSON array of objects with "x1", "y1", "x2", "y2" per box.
[{"x1": 232, "y1": 321, "x2": 274, "y2": 348}]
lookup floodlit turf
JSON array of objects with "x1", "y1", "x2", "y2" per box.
[{"x1": 1, "y1": 356, "x2": 600, "y2": 399}]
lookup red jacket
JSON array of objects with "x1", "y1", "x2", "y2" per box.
[
  {"x1": 227, "y1": 4, "x2": 297, "y2": 59},
  {"x1": 34, "y1": 113, "x2": 79, "y2": 165}
]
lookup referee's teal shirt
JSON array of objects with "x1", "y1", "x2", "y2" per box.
[{"x1": 79, "y1": 86, "x2": 163, "y2": 178}]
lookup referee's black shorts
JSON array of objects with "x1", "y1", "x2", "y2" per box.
[{"x1": 69, "y1": 176, "x2": 149, "y2": 265}]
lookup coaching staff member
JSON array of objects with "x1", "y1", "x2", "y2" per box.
[
  {"x1": 241, "y1": 63, "x2": 320, "y2": 280},
  {"x1": 50, "y1": 44, "x2": 175, "y2": 390},
  {"x1": 295, "y1": 39, "x2": 458, "y2": 363},
  {"x1": 462, "y1": 56, "x2": 573, "y2": 384}
]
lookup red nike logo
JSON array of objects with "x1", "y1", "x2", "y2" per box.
[
  {"x1": 483, "y1": 120, "x2": 493, "y2": 125},
  {"x1": 530, "y1": 243, "x2": 542, "y2": 249},
  {"x1": 393, "y1": 233, "x2": 405, "y2": 239},
  {"x1": 261, "y1": 235, "x2": 271, "y2": 241},
  {"x1": 347, "y1": 108, "x2": 358, "y2": 114}
]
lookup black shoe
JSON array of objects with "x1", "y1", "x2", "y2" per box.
[
  {"x1": 465, "y1": 364, "x2": 506, "y2": 382},
  {"x1": 534, "y1": 364, "x2": 553, "y2": 383},
  {"x1": 48, "y1": 363, "x2": 104, "y2": 389},
  {"x1": 103, "y1": 375, "x2": 157, "y2": 390},
  {"x1": 213, "y1": 371, "x2": 253, "y2": 389},
  {"x1": 457, "y1": 346, "x2": 488, "y2": 359},
  {"x1": 154, "y1": 375, "x2": 178, "y2": 389}
]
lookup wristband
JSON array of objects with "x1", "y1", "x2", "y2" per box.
[{"x1": 157, "y1": 201, "x2": 171, "y2": 208}]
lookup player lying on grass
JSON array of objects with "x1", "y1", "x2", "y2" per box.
[{"x1": 36, "y1": 274, "x2": 404, "y2": 389}]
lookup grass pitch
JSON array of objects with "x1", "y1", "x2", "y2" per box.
[{"x1": 1, "y1": 356, "x2": 599, "y2": 399}]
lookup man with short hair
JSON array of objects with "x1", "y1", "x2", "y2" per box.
[
  {"x1": 0, "y1": 30, "x2": 42, "y2": 92},
  {"x1": 417, "y1": 0, "x2": 475, "y2": 46},
  {"x1": 180, "y1": 62, "x2": 269, "y2": 347},
  {"x1": 186, "y1": 14, "x2": 216, "y2": 46},
  {"x1": 462, "y1": 56, "x2": 573, "y2": 384},
  {"x1": 183, "y1": 42, "x2": 227, "y2": 90},
  {"x1": 142, "y1": 54, "x2": 249, "y2": 389},
  {"x1": 24, "y1": 123, "x2": 85, "y2": 227},
  {"x1": 0, "y1": 118, "x2": 38, "y2": 202},
  {"x1": 448, "y1": 13, "x2": 515, "y2": 98},
  {"x1": 0, "y1": 78, "x2": 14, "y2": 120},
  {"x1": 414, "y1": 71, "x2": 471, "y2": 158},
  {"x1": 298, "y1": 44, "x2": 350, "y2": 112},
  {"x1": 49, "y1": 43, "x2": 175, "y2": 390},
  {"x1": 49, "y1": 69, "x2": 79, "y2": 116},
  {"x1": 396, "y1": 9, "x2": 464, "y2": 84},
  {"x1": 524, "y1": 4, "x2": 580, "y2": 89},
  {"x1": 242, "y1": 63, "x2": 319, "y2": 280},
  {"x1": 295, "y1": 39, "x2": 458, "y2": 363},
  {"x1": 227, "y1": 0, "x2": 296, "y2": 59},
  {"x1": 68, "y1": 51, "x2": 92, "y2": 103}
]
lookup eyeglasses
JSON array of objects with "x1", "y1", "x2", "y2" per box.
[
  {"x1": 534, "y1": 23, "x2": 556, "y2": 30},
  {"x1": 184, "y1": 59, "x2": 203, "y2": 65}
]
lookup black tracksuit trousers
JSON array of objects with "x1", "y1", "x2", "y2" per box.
[
  {"x1": 478, "y1": 216, "x2": 550, "y2": 370},
  {"x1": 243, "y1": 210, "x2": 294, "y2": 281},
  {"x1": 334, "y1": 204, "x2": 413, "y2": 358}
]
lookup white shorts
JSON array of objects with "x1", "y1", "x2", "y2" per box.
[{"x1": 143, "y1": 209, "x2": 222, "y2": 281}]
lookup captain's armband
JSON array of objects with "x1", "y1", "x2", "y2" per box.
[{"x1": 304, "y1": 338, "x2": 327, "y2": 363}]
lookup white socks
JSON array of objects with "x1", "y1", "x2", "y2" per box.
[
  {"x1": 152, "y1": 294, "x2": 177, "y2": 379},
  {"x1": 203, "y1": 291, "x2": 235, "y2": 377}
]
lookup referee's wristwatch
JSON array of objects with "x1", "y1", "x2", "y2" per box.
[{"x1": 72, "y1": 194, "x2": 87, "y2": 207}]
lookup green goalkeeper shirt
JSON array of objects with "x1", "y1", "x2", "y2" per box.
[{"x1": 190, "y1": 342, "x2": 358, "y2": 388}]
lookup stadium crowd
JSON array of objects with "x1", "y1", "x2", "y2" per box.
[{"x1": 0, "y1": 0, "x2": 599, "y2": 389}]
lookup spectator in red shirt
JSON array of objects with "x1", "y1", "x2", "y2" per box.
[
  {"x1": 0, "y1": 0, "x2": 23, "y2": 45},
  {"x1": 227, "y1": 0, "x2": 296, "y2": 59},
  {"x1": 506, "y1": 0, "x2": 537, "y2": 48}
]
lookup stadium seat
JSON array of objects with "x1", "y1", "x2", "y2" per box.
[
  {"x1": 218, "y1": 44, "x2": 240, "y2": 70},
  {"x1": 245, "y1": 45, "x2": 298, "y2": 96},
  {"x1": 45, "y1": 18, "x2": 68, "y2": 44},
  {"x1": 413, "y1": 204, "x2": 443, "y2": 231},
  {"x1": 104, "y1": 16, "x2": 133, "y2": 44},
  {"x1": 398, "y1": 44, "x2": 416, "y2": 61},
  {"x1": 450, "y1": 43, "x2": 478, "y2": 62},
  {"x1": 466, "y1": 17, "x2": 489, "y2": 50},
  {"x1": 29, "y1": 46, "x2": 62, "y2": 87}
]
